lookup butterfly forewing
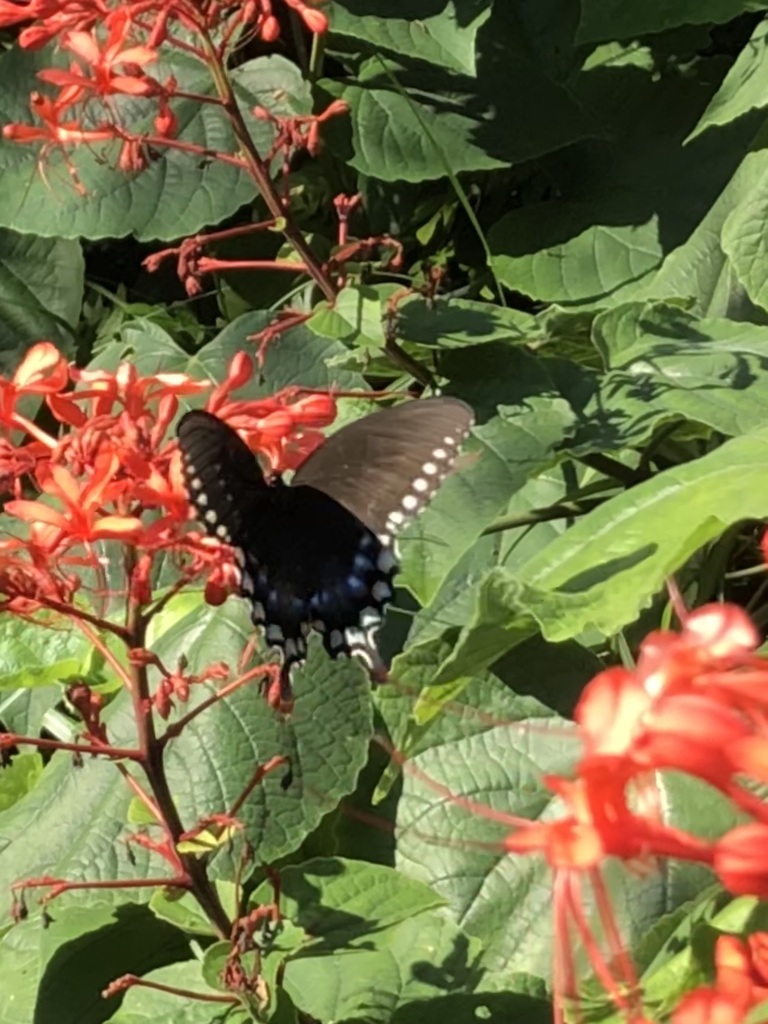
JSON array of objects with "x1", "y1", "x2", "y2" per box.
[
  {"x1": 177, "y1": 410, "x2": 268, "y2": 545},
  {"x1": 292, "y1": 396, "x2": 474, "y2": 541}
]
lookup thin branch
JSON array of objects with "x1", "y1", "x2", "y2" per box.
[
  {"x1": 0, "y1": 734, "x2": 142, "y2": 760},
  {"x1": 481, "y1": 497, "x2": 607, "y2": 535},
  {"x1": 104, "y1": 974, "x2": 238, "y2": 1003},
  {"x1": 200, "y1": 28, "x2": 336, "y2": 304}
]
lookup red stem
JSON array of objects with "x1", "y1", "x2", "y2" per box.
[
  {"x1": 105, "y1": 974, "x2": 238, "y2": 1003},
  {"x1": 1, "y1": 734, "x2": 141, "y2": 760}
]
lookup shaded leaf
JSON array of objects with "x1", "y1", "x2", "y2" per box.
[{"x1": 0, "y1": 51, "x2": 310, "y2": 241}]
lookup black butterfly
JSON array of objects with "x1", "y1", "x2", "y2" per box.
[{"x1": 177, "y1": 397, "x2": 474, "y2": 694}]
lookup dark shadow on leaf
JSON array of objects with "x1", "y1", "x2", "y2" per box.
[
  {"x1": 392, "y1": 990, "x2": 552, "y2": 1024},
  {"x1": 331, "y1": 0, "x2": 487, "y2": 26},
  {"x1": 34, "y1": 904, "x2": 194, "y2": 1024},
  {"x1": 556, "y1": 547, "x2": 658, "y2": 594}
]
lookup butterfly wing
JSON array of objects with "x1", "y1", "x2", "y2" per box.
[
  {"x1": 177, "y1": 410, "x2": 396, "y2": 675},
  {"x1": 177, "y1": 409, "x2": 269, "y2": 546},
  {"x1": 292, "y1": 396, "x2": 474, "y2": 542}
]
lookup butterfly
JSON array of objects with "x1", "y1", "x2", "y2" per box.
[{"x1": 177, "y1": 396, "x2": 474, "y2": 699}]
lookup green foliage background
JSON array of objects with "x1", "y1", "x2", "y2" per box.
[{"x1": 1, "y1": 0, "x2": 768, "y2": 1021}]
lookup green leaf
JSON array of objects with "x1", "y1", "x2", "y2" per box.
[
  {"x1": 105, "y1": 962, "x2": 249, "y2": 1024},
  {"x1": 649, "y1": 142, "x2": 768, "y2": 318},
  {"x1": 0, "y1": 747, "x2": 157, "y2": 928},
  {"x1": 490, "y1": 200, "x2": 663, "y2": 306},
  {"x1": 194, "y1": 311, "x2": 367, "y2": 394},
  {"x1": 490, "y1": 47, "x2": 761, "y2": 308},
  {"x1": 0, "y1": 753, "x2": 42, "y2": 813},
  {"x1": 0, "y1": 600, "x2": 373, "y2": 927},
  {"x1": 0, "y1": 228, "x2": 82, "y2": 370},
  {"x1": 399, "y1": 357, "x2": 577, "y2": 604},
  {"x1": 148, "y1": 889, "x2": 222, "y2": 937},
  {"x1": 250, "y1": 859, "x2": 479, "y2": 1023},
  {"x1": 252, "y1": 857, "x2": 447, "y2": 939},
  {"x1": 439, "y1": 426, "x2": 768, "y2": 681},
  {"x1": 328, "y1": 0, "x2": 492, "y2": 75},
  {"x1": 687, "y1": 18, "x2": 768, "y2": 141},
  {"x1": 0, "y1": 616, "x2": 91, "y2": 690},
  {"x1": 0, "y1": 50, "x2": 310, "y2": 241},
  {"x1": 576, "y1": 0, "x2": 767, "y2": 44},
  {"x1": 121, "y1": 601, "x2": 375, "y2": 866},
  {"x1": 0, "y1": 903, "x2": 192, "y2": 1024},
  {"x1": 396, "y1": 296, "x2": 538, "y2": 348},
  {"x1": 284, "y1": 912, "x2": 482, "y2": 1023},
  {"x1": 387, "y1": 674, "x2": 734, "y2": 989},
  {"x1": 323, "y1": 7, "x2": 592, "y2": 182},
  {"x1": 567, "y1": 301, "x2": 768, "y2": 451},
  {"x1": 305, "y1": 284, "x2": 399, "y2": 353},
  {"x1": 720, "y1": 143, "x2": 768, "y2": 313}
]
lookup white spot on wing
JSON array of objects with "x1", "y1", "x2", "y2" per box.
[
  {"x1": 377, "y1": 548, "x2": 398, "y2": 574},
  {"x1": 413, "y1": 478, "x2": 428, "y2": 493},
  {"x1": 402, "y1": 494, "x2": 419, "y2": 512},
  {"x1": 372, "y1": 580, "x2": 391, "y2": 602},
  {"x1": 360, "y1": 607, "x2": 380, "y2": 629},
  {"x1": 433, "y1": 448, "x2": 448, "y2": 460},
  {"x1": 204, "y1": 509, "x2": 217, "y2": 525}
]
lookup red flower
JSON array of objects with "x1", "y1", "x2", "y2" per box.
[
  {"x1": 5, "y1": 451, "x2": 142, "y2": 551},
  {"x1": 38, "y1": 12, "x2": 159, "y2": 101},
  {"x1": 673, "y1": 935, "x2": 768, "y2": 1024},
  {"x1": 714, "y1": 825, "x2": 768, "y2": 897},
  {"x1": 0, "y1": 341, "x2": 68, "y2": 431}
]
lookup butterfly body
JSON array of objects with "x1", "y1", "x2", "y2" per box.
[{"x1": 178, "y1": 397, "x2": 473, "y2": 688}]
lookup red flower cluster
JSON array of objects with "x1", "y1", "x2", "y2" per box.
[
  {"x1": 434, "y1": 603, "x2": 768, "y2": 1024},
  {"x1": 0, "y1": 341, "x2": 336, "y2": 615},
  {"x1": 674, "y1": 934, "x2": 768, "y2": 1024},
  {"x1": 1, "y1": 0, "x2": 329, "y2": 180}
]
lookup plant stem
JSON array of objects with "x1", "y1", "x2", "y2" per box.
[
  {"x1": 482, "y1": 496, "x2": 606, "y2": 535},
  {"x1": 201, "y1": 30, "x2": 336, "y2": 304},
  {"x1": 125, "y1": 559, "x2": 232, "y2": 940}
]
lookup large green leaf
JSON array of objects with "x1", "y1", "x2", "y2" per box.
[
  {"x1": 0, "y1": 739, "x2": 159, "y2": 928},
  {"x1": 0, "y1": 615, "x2": 92, "y2": 690},
  {"x1": 437, "y1": 426, "x2": 768, "y2": 682},
  {"x1": 649, "y1": 143, "x2": 768, "y2": 318},
  {"x1": 398, "y1": 359, "x2": 576, "y2": 604},
  {"x1": 323, "y1": 6, "x2": 592, "y2": 182},
  {"x1": 687, "y1": 17, "x2": 768, "y2": 141},
  {"x1": 117, "y1": 600, "x2": 375, "y2": 867},
  {"x1": 720, "y1": 140, "x2": 768, "y2": 313},
  {"x1": 0, "y1": 600, "x2": 373, "y2": 925},
  {"x1": 561, "y1": 301, "x2": 768, "y2": 452},
  {"x1": 0, "y1": 228, "x2": 82, "y2": 370},
  {"x1": 0, "y1": 903, "x2": 192, "y2": 1024},
  {"x1": 576, "y1": 0, "x2": 768, "y2": 44},
  {"x1": 328, "y1": 0, "x2": 492, "y2": 75},
  {"x1": 490, "y1": 42, "x2": 758, "y2": 307},
  {"x1": 0, "y1": 51, "x2": 310, "y2": 240},
  {"x1": 193, "y1": 311, "x2": 367, "y2": 394},
  {"x1": 249, "y1": 858, "x2": 482, "y2": 1023},
  {"x1": 387, "y1": 674, "x2": 735, "y2": 988}
]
